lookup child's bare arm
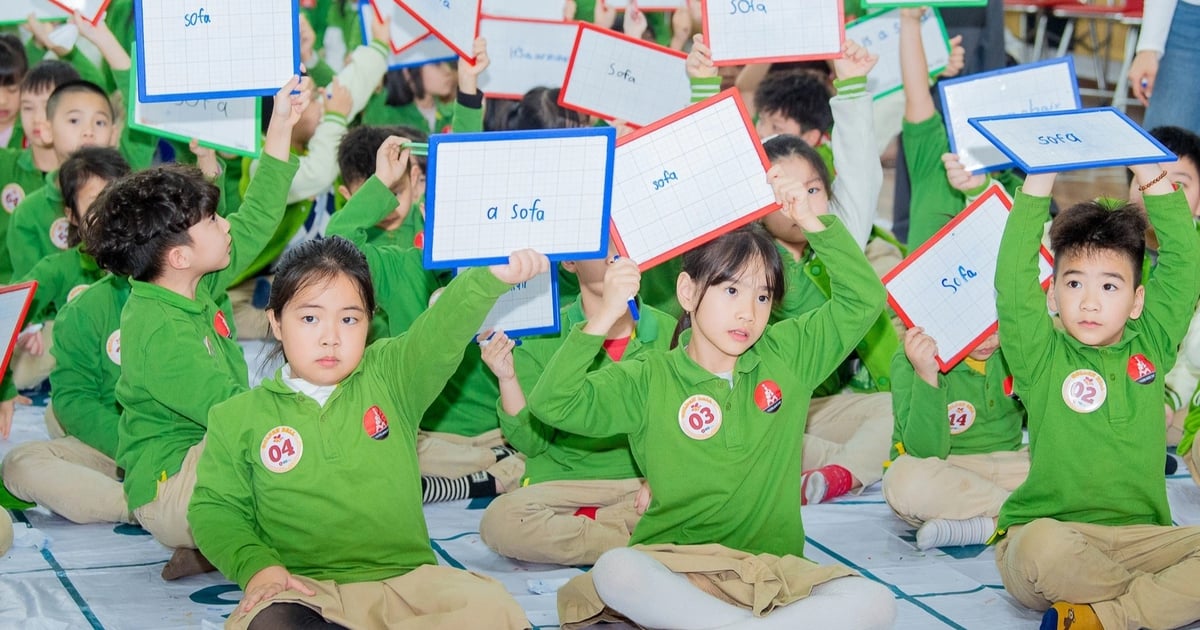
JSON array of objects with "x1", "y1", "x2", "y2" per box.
[
  {"x1": 899, "y1": 8, "x2": 935, "y2": 125},
  {"x1": 480, "y1": 330, "x2": 526, "y2": 417}
]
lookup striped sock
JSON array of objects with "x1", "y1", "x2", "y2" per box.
[{"x1": 421, "y1": 472, "x2": 499, "y2": 504}]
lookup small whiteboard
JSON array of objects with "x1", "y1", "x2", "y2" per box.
[
  {"x1": 559, "y1": 24, "x2": 690, "y2": 127},
  {"x1": 862, "y1": 0, "x2": 986, "y2": 7},
  {"x1": 134, "y1": 0, "x2": 301, "y2": 102},
  {"x1": 0, "y1": 281, "x2": 38, "y2": 377},
  {"x1": 358, "y1": 3, "x2": 456, "y2": 70},
  {"x1": 0, "y1": 0, "x2": 70, "y2": 24},
  {"x1": 424, "y1": 127, "x2": 616, "y2": 268},
  {"x1": 846, "y1": 8, "x2": 949, "y2": 100},
  {"x1": 478, "y1": 17, "x2": 579, "y2": 100},
  {"x1": 610, "y1": 89, "x2": 777, "y2": 270},
  {"x1": 969, "y1": 107, "x2": 1176, "y2": 174},
  {"x1": 48, "y1": 0, "x2": 109, "y2": 24},
  {"x1": 940, "y1": 57, "x2": 1081, "y2": 173},
  {"x1": 702, "y1": 0, "x2": 843, "y2": 65},
  {"x1": 481, "y1": 0, "x2": 566, "y2": 21},
  {"x1": 369, "y1": 0, "x2": 430, "y2": 54},
  {"x1": 602, "y1": 0, "x2": 685, "y2": 9},
  {"x1": 128, "y1": 53, "x2": 261, "y2": 157},
  {"x1": 397, "y1": 0, "x2": 482, "y2": 61},
  {"x1": 472, "y1": 268, "x2": 560, "y2": 338},
  {"x1": 883, "y1": 185, "x2": 1053, "y2": 371}
]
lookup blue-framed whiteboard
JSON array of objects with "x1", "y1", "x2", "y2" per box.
[
  {"x1": 461, "y1": 267, "x2": 561, "y2": 339},
  {"x1": 134, "y1": 0, "x2": 302, "y2": 102},
  {"x1": 423, "y1": 126, "x2": 616, "y2": 269},
  {"x1": 358, "y1": 0, "x2": 457, "y2": 70},
  {"x1": 939, "y1": 56, "x2": 1081, "y2": 173},
  {"x1": 968, "y1": 107, "x2": 1176, "y2": 174}
]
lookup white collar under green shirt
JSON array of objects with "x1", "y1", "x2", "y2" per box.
[{"x1": 281, "y1": 364, "x2": 336, "y2": 407}]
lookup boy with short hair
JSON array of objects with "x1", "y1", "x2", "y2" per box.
[
  {"x1": 993, "y1": 163, "x2": 1200, "y2": 630},
  {"x1": 79, "y1": 76, "x2": 309, "y2": 580}
]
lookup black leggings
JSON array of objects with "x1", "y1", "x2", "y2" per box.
[{"x1": 246, "y1": 603, "x2": 348, "y2": 630}]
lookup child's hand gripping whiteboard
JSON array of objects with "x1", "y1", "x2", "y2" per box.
[
  {"x1": 48, "y1": 0, "x2": 109, "y2": 24},
  {"x1": 939, "y1": 57, "x2": 1081, "y2": 173},
  {"x1": 368, "y1": 0, "x2": 431, "y2": 54},
  {"x1": 424, "y1": 127, "x2": 617, "y2": 269},
  {"x1": 0, "y1": 282, "x2": 38, "y2": 378},
  {"x1": 846, "y1": 8, "x2": 949, "y2": 100},
  {"x1": 134, "y1": 0, "x2": 301, "y2": 102},
  {"x1": 559, "y1": 23, "x2": 690, "y2": 127},
  {"x1": 472, "y1": 269, "x2": 560, "y2": 338},
  {"x1": 883, "y1": 185, "x2": 1053, "y2": 371},
  {"x1": 397, "y1": 0, "x2": 482, "y2": 61},
  {"x1": 609, "y1": 88, "x2": 778, "y2": 270},
  {"x1": 969, "y1": 107, "x2": 1177, "y2": 174},
  {"x1": 1, "y1": 0, "x2": 70, "y2": 25},
  {"x1": 478, "y1": 17, "x2": 580, "y2": 99},
  {"x1": 358, "y1": 2, "x2": 456, "y2": 70},
  {"x1": 701, "y1": 0, "x2": 843, "y2": 65},
  {"x1": 481, "y1": 0, "x2": 569, "y2": 20}
]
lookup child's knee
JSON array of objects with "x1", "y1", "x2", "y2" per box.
[
  {"x1": 478, "y1": 493, "x2": 523, "y2": 551},
  {"x1": 591, "y1": 547, "x2": 650, "y2": 598}
]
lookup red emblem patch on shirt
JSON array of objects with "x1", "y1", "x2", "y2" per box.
[
  {"x1": 363, "y1": 405, "x2": 390, "y2": 440},
  {"x1": 1003, "y1": 375, "x2": 1015, "y2": 398},
  {"x1": 754, "y1": 380, "x2": 783, "y2": 413},
  {"x1": 213, "y1": 310, "x2": 232, "y2": 339},
  {"x1": 1127, "y1": 354, "x2": 1156, "y2": 384},
  {"x1": 413, "y1": 230, "x2": 424, "y2": 250}
]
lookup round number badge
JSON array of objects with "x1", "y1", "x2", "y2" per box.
[
  {"x1": 1061, "y1": 369, "x2": 1106, "y2": 413},
  {"x1": 947, "y1": 400, "x2": 976, "y2": 435},
  {"x1": 678, "y1": 395, "x2": 722, "y2": 440},
  {"x1": 260, "y1": 426, "x2": 304, "y2": 473}
]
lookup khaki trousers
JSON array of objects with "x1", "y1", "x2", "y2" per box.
[
  {"x1": 882, "y1": 451, "x2": 1030, "y2": 527},
  {"x1": 227, "y1": 565, "x2": 530, "y2": 630},
  {"x1": 226, "y1": 277, "x2": 270, "y2": 340},
  {"x1": 0, "y1": 509, "x2": 11, "y2": 555},
  {"x1": 803, "y1": 393, "x2": 894, "y2": 487},
  {"x1": 417, "y1": 428, "x2": 525, "y2": 491},
  {"x1": 43, "y1": 402, "x2": 65, "y2": 439},
  {"x1": 1, "y1": 436, "x2": 134, "y2": 524},
  {"x1": 1185, "y1": 443, "x2": 1200, "y2": 489},
  {"x1": 11, "y1": 320, "x2": 55, "y2": 390},
  {"x1": 996, "y1": 518, "x2": 1200, "y2": 630},
  {"x1": 132, "y1": 440, "x2": 204, "y2": 549},
  {"x1": 479, "y1": 478, "x2": 643, "y2": 566}
]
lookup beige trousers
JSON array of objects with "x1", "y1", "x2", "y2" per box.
[
  {"x1": 0, "y1": 509, "x2": 11, "y2": 555},
  {"x1": 132, "y1": 440, "x2": 204, "y2": 549},
  {"x1": 1, "y1": 436, "x2": 134, "y2": 524},
  {"x1": 996, "y1": 518, "x2": 1200, "y2": 630},
  {"x1": 882, "y1": 451, "x2": 1030, "y2": 527},
  {"x1": 802, "y1": 392, "x2": 894, "y2": 487},
  {"x1": 479, "y1": 478, "x2": 643, "y2": 566},
  {"x1": 226, "y1": 277, "x2": 271, "y2": 341},
  {"x1": 417, "y1": 428, "x2": 525, "y2": 491},
  {"x1": 11, "y1": 320, "x2": 55, "y2": 390},
  {"x1": 227, "y1": 565, "x2": 530, "y2": 630},
  {"x1": 1185, "y1": 443, "x2": 1200, "y2": 489},
  {"x1": 43, "y1": 402, "x2": 65, "y2": 439}
]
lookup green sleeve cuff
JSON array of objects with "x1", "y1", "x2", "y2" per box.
[
  {"x1": 965, "y1": 178, "x2": 993, "y2": 198},
  {"x1": 323, "y1": 112, "x2": 348, "y2": 127},
  {"x1": 369, "y1": 40, "x2": 389, "y2": 58},
  {"x1": 833, "y1": 75, "x2": 868, "y2": 96},
  {"x1": 689, "y1": 76, "x2": 722, "y2": 103}
]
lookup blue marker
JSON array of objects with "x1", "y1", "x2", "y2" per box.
[{"x1": 613, "y1": 255, "x2": 640, "y2": 322}]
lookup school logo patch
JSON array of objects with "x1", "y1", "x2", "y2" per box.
[
  {"x1": 105, "y1": 329, "x2": 121, "y2": 366},
  {"x1": 754, "y1": 380, "x2": 783, "y2": 413},
  {"x1": 948, "y1": 400, "x2": 976, "y2": 435},
  {"x1": 1, "y1": 183, "x2": 24, "y2": 213},
  {"x1": 1061, "y1": 369, "x2": 1106, "y2": 414},
  {"x1": 66, "y1": 284, "x2": 89, "y2": 303},
  {"x1": 413, "y1": 230, "x2": 424, "y2": 250},
  {"x1": 363, "y1": 405, "x2": 390, "y2": 440},
  {"x1": 213, "y1": 310, "x2": 232, "y2": 339},
  {"x1": 49, "y1": 217, "x2": 70, "y2": 250},
  {"x1": 260, "y1": 426, "x2": 303, "y2": 473},
  {"x1": 1127, "y1": 354, "x2": 1156, "y2": 384},
  {"x1": 678, "y1": 394, "x2": 722, "y2": 440}
]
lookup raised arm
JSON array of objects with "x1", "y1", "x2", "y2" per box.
[
  {"x1": 1133, "y1": 162, "x2": 1200, "y2": 358},
  {"x1": 995, "y1": 173, "x2": 1057, "y2": 381},
  {"x1": 829, "y1": 39, "x2": 883, "y2": 251},
  {"x1": 891, "y1": 328, "x2": 952, "y2": 458}
]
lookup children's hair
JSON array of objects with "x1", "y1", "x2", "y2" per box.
[
  {"x1": 381, "y1": 63, "x2": 444, "y2": 107},
  {"x1": 19, "y1": 60, "x2": 80, "y2": 95},
  {"x1": 336, "y1": 124, "x2": 428, "y2": 188},
  {"x1": 671, "y1": 224, "x2": 786, "y2": 348},
  {"x1": 0, "y1": 34, "x2": 28, "y2": 88},
  {"x1": 81, "y1": 164, "x2": 221, "y2": 281},
  {"x1": 513, "y1": 87, "x2": 588, "y2": 130},
  {"x1": 58, "y1": 147, "x2": 131, "y2": 247},
  {"x1": 762, "y1": 134, "x2": 834, "y2": 202},
  {"x1": 754, "y1": 70, "x2": 833, "y2": 134},
  {"x1": 1150, "y1": 126, "x2": 1200, "y2": 170},
  {"x1": 45, "y1": 80, "x2": 114, "y2": 120},
  {"x1": 483, "y1": 99, "x2": 520, "y2": 132},
  {"x1": 1049, "y1": 200, "x2": 1148, "y2": 287}
]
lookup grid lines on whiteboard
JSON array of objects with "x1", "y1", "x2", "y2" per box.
[
  {"x1": 140, "y1": 0, "x2": 293, "y2": 97},
  {"x1": 566, "y1": 29, "x2": 690, "y2": 126},
  {"x1": 476, "y1": 270, "x2": 556, "y2": 335},
  {"x1": 707, "y1": 0, "x2": 840, "y2": 61},
  {"x1": 886, "y1": 198, "x2": 1007, "y2": 361},
  {"x1": 611, "y1": 97, "x2": 772, "y2": 264},
  {"x1": 429, "y1": 136, "x2": 610, "y2": 262},
  {"x1": 975, "y1": 109, "x2": 1171, "y2": 169},
  {"x1": 399, "y1": 0, "x2": 477, "y2": 56}
]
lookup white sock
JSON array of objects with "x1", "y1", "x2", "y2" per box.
[
  {"x1": 915, "y1": 517, "x2": 994, "y2": 550},
  {"x1": 592, "y1": 547, "x2": 751, "y2": 629},
  {"x1": 722, "y1": 577, "x2": 896, "y2": 630},
  {"x1": 801, "y1": 469, "x2": 827, "y2": 505}
]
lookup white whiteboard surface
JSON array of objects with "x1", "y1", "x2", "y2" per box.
[
  {"x1": 610, "y1": 89, "x2": 777, "y2": 270},
  {"x1": 969, "y1": 108, "x2": 1175, "y2": 173},
  {"x1": 135, "y1": 0, "x2": 299, "y2": 102},
  {"x1": 481, "y1": 0, "x2": 567, "y2": 20},
  {"x1": 474, "y1": 269, "x2": 559, "y2": 337},
  {"x1": 560, "y1": 24, "x2": 690, "y2": 127},
  {"x1": 846, "y1": 8, "x2": 949, "y2": 99},
  {"x1": 424, "y1": 127, "x2": 616, "y2": 268},
  {"x1": 358, "y1": 5, "x2": 456, "y2": 70},
  {"x1": 369, "y1": 0, "x2": 430, "y2": 53},
  {"x1": 478, "y1": 17, "x2": 579, "y2": 99},
  {"x1": 397, "y1": 0, "x2": 481, "y2": 60},
  {"x1": 883, "y1": 185, "x2": 1053, "y2": 371},
  {"x1": 0, "y1": 282, "x2": 37, "y2": 376},
  {"x1": 48, "y1": 0, "x2": 106, "y2": 23},
  {"x1": 702, "y1": 0, "x2": 842, "y2": 65},
  {"x1": 940, "y1": 57, "x2": 1081, "y2": 173},
  {"x1": 0, "y1": 0, "x2": 70, "y2": 24}
]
